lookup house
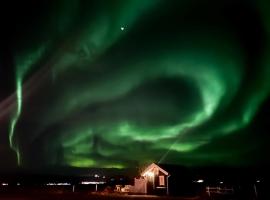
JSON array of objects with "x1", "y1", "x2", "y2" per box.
[{"x1": 129, "y1": 163, "x2": 170, "y2": 195}]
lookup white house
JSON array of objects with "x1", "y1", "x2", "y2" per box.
[{"x1": 129, "y1": 163, "x2": 170, "y2": 195}]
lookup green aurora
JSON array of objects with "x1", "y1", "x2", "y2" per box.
[{"x1": 1, "y1": 0, "x2": 270, "y2": 169}]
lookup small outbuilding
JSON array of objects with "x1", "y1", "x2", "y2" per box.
[{"x1": 130, "y1": 163, "x2": 170, "y2": 195}]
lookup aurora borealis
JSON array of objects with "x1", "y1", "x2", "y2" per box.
[{"x1": 0, "y1": 0, "x2": 270, "y2": 170}]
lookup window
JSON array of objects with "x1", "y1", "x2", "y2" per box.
[{"x1": 159, "y1": 176, "x2": 165, "y2": 186}]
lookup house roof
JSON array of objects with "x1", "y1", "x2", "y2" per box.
[{"x1": 141, "y1": 163, "x2": 169, "y2": 176}]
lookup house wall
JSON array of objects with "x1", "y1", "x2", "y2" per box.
[
  {"x1": 145, "y1": 170, "x2": 168, "y2": 195},
  {"x1": 155, "y1": 171, "x2": 168, "y2": 195},
  {"x1": 129, "y1": 178, "x2": 147, "y2": 194}
]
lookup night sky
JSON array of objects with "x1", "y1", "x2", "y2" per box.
[{"x1": 0, "y1": 0, "x2": 270, "y2": 171}]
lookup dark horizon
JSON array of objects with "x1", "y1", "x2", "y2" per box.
[{"x1": 0, "y1": 163, "x2": 269, "y2": 178}]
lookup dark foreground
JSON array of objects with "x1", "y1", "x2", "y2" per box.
[
  {"x1": 0, "y1": 191, "x2": 250, "y2": 200},
  {"x1": 0, "y1": 186, "x2": 265, "y2": 200},
  {"x1": 0, "y1": 193, "x2": 203, "y2": 200}
]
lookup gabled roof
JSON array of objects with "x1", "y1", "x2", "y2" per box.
[{"x1": 141, "y1": 163, "x2": 169, "y2": 176}]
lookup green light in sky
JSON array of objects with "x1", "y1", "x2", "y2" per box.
[
  {"x1": 6, "y1": 0, "x2": 270, "y2": 168},
  {"x1": 9, "y1": 46, "x2": 47, "y2": 165}
]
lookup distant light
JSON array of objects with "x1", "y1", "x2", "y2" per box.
[
  {"x1": 256, "y1": 180, "x2": 261, "y2": 183},
  {"x1": 81, "y1": 181, "x2": 92, "y2": 185},
  {"x1": 94, "y1": 174, "x2": 99, "y2": 178},
  {"x1": 80, "y1": 181, "x2": 105, "y2": 185},
  {"x1": 120, "y1": 27, "x2": 125, "y2": 31},
  {"x1": 46, "y1": 182, "x2": 71, "y2": 186},
  {"x1": 197, "y1": 179, "x2": 204, "y2": 183},
  {"x1": 220, "y1": 181, "x2": 223, "y2": 184},
  {"x1": 57, "y1": 183, "x2": 71, "y2": 186},
  {"x1": 17, "y1": 183, "x2": 20, "y2": 186},
  {"x1": 103, "y1": 176, "x2": 106, "y2": 179},
  {"x1": 1, "y1": 183, "x2": 8, "y2": 186}
]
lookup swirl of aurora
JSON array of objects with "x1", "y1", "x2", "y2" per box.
[{"x1": 1, "y1": 0, "x2": 270, "y2": 168}]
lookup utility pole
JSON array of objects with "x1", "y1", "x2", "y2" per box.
[
  {"x1": 72, "y1": 185, "x2": 75, "y2": 193},
  {"x1": 254, "y1": 184, "x2": 258, "y2": 199}
]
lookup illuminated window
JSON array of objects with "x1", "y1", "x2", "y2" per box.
[{"x1": 159, "y1": 176, "x2": 165, "y2": 186}]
